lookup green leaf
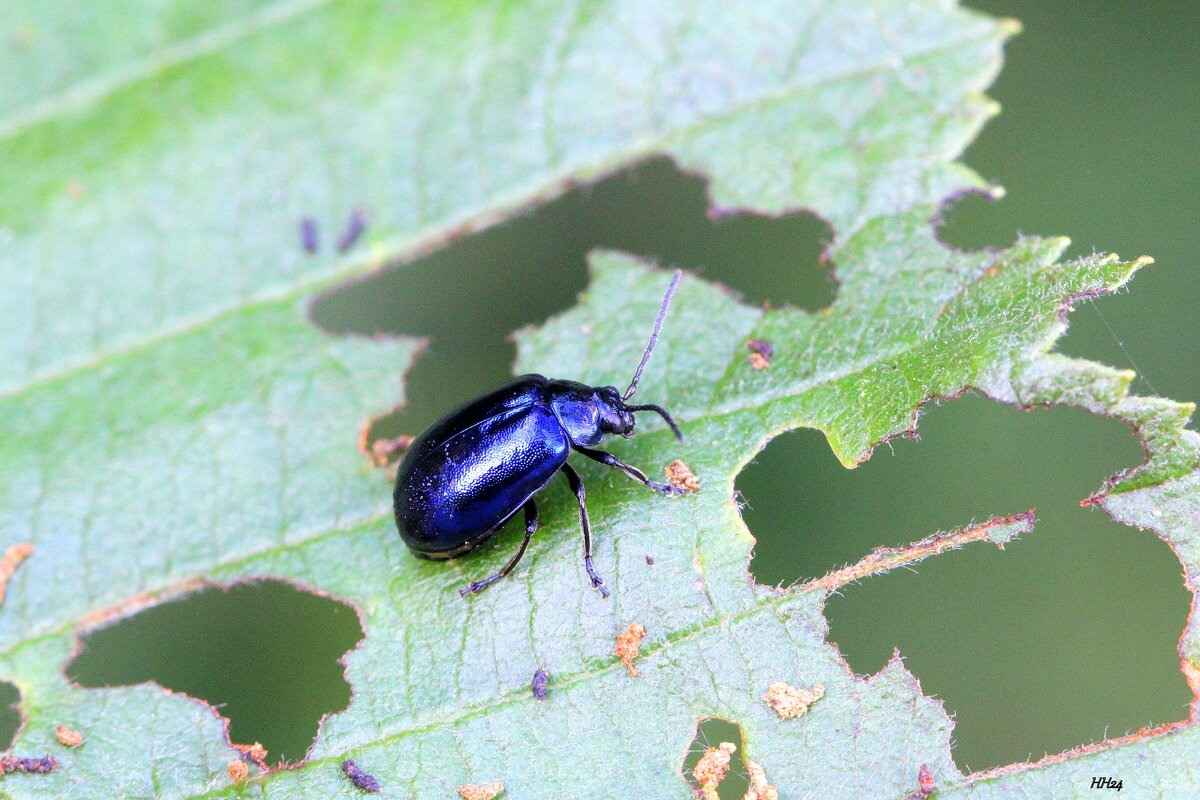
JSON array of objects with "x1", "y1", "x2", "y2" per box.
[{"x1": 2, "y1": 1, "x2": 1196, "y2": 799}]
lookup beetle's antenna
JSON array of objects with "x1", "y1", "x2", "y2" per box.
[
  {"x1": 623, "y1": 269, "x2": 682, "y2": 400},
  {"x1": 624, "y1": 403, "x2": 683, "y2": 441}
]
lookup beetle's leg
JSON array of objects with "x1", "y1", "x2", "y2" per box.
[
  {"x1": 574, "y1": 447, "x2": 686, "y2": 495},
  {"x1": 460, "y1": 499, "x2": 538, "y2": 596},
  {"x1": 561, "y1": 463, "x2": 610, "y2": 598}
]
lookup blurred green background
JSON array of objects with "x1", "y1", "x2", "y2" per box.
[{"x1": 57, "y1": 0, "x2": 1198, "y2": 776}]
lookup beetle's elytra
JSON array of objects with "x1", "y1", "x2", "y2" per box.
[{"x1": 393, "y1": 270, "x2": 687, "y2": 597}]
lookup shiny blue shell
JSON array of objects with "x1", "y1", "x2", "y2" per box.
[{"x1": 393, "y1": 374, "x2": 571, "y2": 558}]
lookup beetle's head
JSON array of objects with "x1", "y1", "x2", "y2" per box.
[
  {"x1": 598, "y1": 385, "x2": 683, "y2": 442},
  {"x1": 595, "y1": 386, "x2": 637, "y2": 438},
  {"x1": 547, "y1": 380, "x2": 683, "y2": 445}
]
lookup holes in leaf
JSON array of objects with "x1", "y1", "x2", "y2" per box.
[
  {"x1": 738, "y1": 393, "x2": 1192, "y2": 771},
  {"x1": 681, "y1": 718, "x2": 748, "y2": 800},
  {"x1": 0, "y1": 681, "x2": 21, "y2": 749},
  {"x1": 311, "y1": 156, "x2": 833, "y2": 439},
  {"x1": 66, "y1": 579, "x2": 363, "y2": 765},
  {"x1": 934, "y1": 189, "x2": 1015, "y2": 253}
]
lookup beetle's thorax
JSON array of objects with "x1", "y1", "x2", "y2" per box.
[{"x1": 545, "y1": 380, "x2": 635, "y2": 447}]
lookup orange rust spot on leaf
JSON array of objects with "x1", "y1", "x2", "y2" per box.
[
  {"x1": 763, "y1": 681, "x2": 824, "y2": 719},
  {"x1": 227, "y1": 760, "x2": 249, "y2": 783},
  {"x1": 456, "y1": 781, "x2": 503, "y2": 800},
  {"x1": 0, "y1": 543, "x2": 34, "y2": 605},
  {"x1": 54, "y1": 726, "x2": 83, "y2": 748},
  {"x1": 744, "y1": 758, "x2": 779, "y2": 800},
  {"x1": 906, "y1": 763, "x2": 936, "y2": 798},
  {"x1": 919, "y1": 763, "x2": 935, "y2": 791},
  {"x1": 665, "y1": 459, "x2": 701, "y2": 492},
  {"x1": 616, "y1": 622, "x2": 646, "y2": 677},
  {"x1": 693, "y1": 741, "x2": 735, "y2": 800}
]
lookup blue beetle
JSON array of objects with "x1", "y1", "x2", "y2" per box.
[{"x1": 393, "y1": 271, "x2": 686, "y2": 597}]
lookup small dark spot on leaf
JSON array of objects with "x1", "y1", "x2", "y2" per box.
[
  {"x1": 746, "y1": 338, "x2": 774, "y2": 369},
  {"x1": 531, "y1": 668, "x2": 548, "y2": 701},
  {"x1": 336, "y1": 207, "x2": 369, "y2": 253},
  {"x1": 341, "y1": 758, "x2": 381, "y2": 793},
  {"x1": 906, "y1": 763, "x2": 936, "y2": 799},
  {"x1": 299, "y1": 217, "x2": 319, "y2": 253},
  {"x1": 645, "y1": 555, "x2": 655, "y2": 565},
  {"x1": 0, "y1": 755, "x2": 58, "y2": 775}
]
